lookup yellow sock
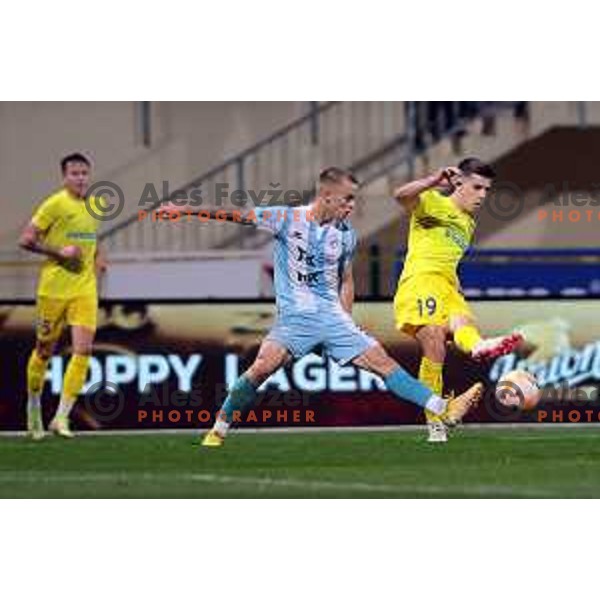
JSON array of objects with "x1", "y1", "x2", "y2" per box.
[
  {"x1": 27, "y1": 350, "x2": 49, "y2": 402},
  {"x1": 454, "y1": 324, "x2": 483, "y2": 354},
  {"x1": 419, "y1": 357, "x2": 443, "y2": 423},
  {"x1": 56, "y1": 354, "x2": 90, "y2": 418}
]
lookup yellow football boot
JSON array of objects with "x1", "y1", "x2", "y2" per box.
[
  {"x1": 442, "y1": 382, "x2": 484, "y2": 427},
  {"x1": 201, "y1": 430, "x2": 225, "y2": 448}
]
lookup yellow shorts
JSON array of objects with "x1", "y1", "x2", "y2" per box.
[
  {"x1": 35, "y1": 294, "x2": 98, "y2": 342},
  {"x1": 393, "y1": 273, "x2": 473, "y2": 336}
]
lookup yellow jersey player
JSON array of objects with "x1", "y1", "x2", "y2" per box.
[
  {"x1": 393, "y1": 157, "x2": 523, "y2": 443},
  {"x1": 19, "y1": 153, "x2": 106, "y2": 439}
]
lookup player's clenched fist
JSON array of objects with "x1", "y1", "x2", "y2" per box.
[
  {"x1": 433, "y1": 166, "x2": 461, "y2": 186},
  {"x1": 59, "y1": 245, "x2": 82, "y2": 272}
]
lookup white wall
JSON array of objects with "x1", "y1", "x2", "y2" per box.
[
  {"x1": 0, "y1": 252, "x2": 267, "y2": 300},
  {"x1": 104, "y1": 253, "x2": 266, "y2": 299}
]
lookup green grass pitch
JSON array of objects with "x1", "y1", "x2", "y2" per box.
[{"x1": 1, "y1": 427, "x2": 599, "y2": 498}]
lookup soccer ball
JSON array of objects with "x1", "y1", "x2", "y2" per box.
[{"x1": 495, "y1": 370, "x2": 541, "y2": 411}]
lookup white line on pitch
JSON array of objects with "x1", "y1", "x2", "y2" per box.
[
  {"x1": 2, "y1": 422, "x2": 600, "y2": 438},
  {"x1": 0, "y1": 471, "x2": 562, "y2": 498}
]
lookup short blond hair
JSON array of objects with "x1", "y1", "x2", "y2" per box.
[{"x1": 318, "y1": 167, "x2": 359, "y2": 187}]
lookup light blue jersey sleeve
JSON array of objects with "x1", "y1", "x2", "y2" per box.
[
  {"x1": 341, "y1": 226, "x2": 358, "y2": 271},
  {"x1": 253, "y1": 206, "x2": 289, "y2": 236}
]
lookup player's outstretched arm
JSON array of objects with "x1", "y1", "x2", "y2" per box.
[
  {"x1": 158, "y1": 202, "x2": 256, "y2": 226},
  {"x1": 18, "y1": 222, "x2": 82, "y2": 271},
  {"x1": 393, "y1": 167, "x2": 458, "y2": 211}
]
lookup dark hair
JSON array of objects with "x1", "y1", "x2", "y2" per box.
[
  {"x1": 319, "y1": 166, "x2": 359, "y2": 186},
  {"x1": 457, "y1": 157, "x2": 495, "y2": 179},
  {"x1": 61, "y1": 152, "x2": 91, "y2": 174}
]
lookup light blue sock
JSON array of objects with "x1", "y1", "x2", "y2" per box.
[
  {"x1": 219, "y1": 375, "x2": 258, "y2": 423},
  {"x1": 384, "y1": 367, "x2": 435, "y2": 409}
]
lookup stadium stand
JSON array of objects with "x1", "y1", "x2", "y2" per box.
[{"x1": 2, "y1": 101, "x2": 600, "y2": 300}]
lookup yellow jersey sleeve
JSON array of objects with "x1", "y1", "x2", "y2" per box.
[
  {"x1": 31, "y1": 195, "x2": 61, "y2": 231},
  {"x1": 415, "y1": 189, "x2": 440, "y2": 217}
]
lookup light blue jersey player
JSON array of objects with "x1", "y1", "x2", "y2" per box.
[
  {"x1": 257, "y1": 202, "x2": 373, "y2": 366},
  {"x1": 163, "y1": 167, "x2": 483, "y2": 447}
]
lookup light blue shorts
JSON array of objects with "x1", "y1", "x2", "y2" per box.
[{"x1": 266, "y1": 309, "x2": 376, "y2": 365}]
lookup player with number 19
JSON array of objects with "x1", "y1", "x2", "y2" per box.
[{"x1": 393, "y1": 158, "x2": 524, "y2": 443}]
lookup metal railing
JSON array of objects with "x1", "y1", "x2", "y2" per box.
[
  {"x1": 101, "y1": 101, "x2": 410, "y2": 253},
  {"x1": 102, "y1": 101, "x2": 530, "y2": 253}
]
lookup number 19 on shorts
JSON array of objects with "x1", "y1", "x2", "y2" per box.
[{"x1": 417, "y1": 296, "x2": 437, "y2": 317}]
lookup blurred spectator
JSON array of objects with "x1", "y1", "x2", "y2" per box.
[
  {"x1": 410, "y1": 101, "x2": 529, "y2": 152},
  {"x1": 514, "y1": 101, "x2": 529, "y2": 120}
]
